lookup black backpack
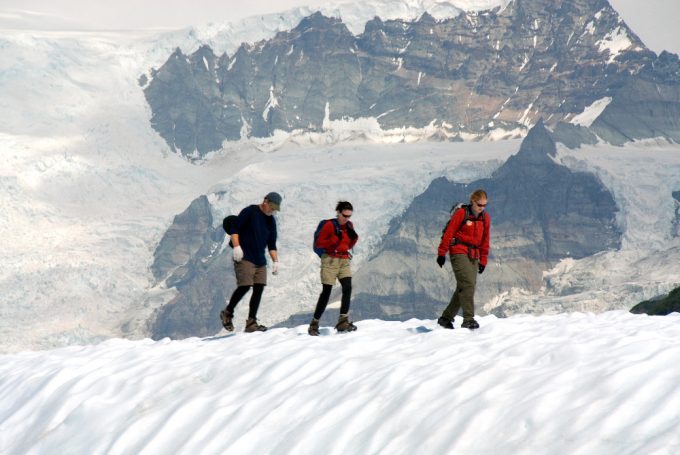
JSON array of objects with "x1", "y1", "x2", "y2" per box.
[
  {"x1": 222, "y1": 206, "x2": 271, "y2": 248},
  {"x1": 223, "y1": 215, "x2": 238, "y2": 247}
]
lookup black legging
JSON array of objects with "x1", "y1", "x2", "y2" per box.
[
  {"x1": 226, "y1": 284, "x2": 264, "y2": 319},
  {"x1": 313, "y1": 277, "x2": 352, "y2": 320}
]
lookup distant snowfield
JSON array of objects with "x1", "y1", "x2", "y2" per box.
[
  {"x1": 1, "y1": 312, "x2": 679, "y2": 454},
  {"x1": 2, "y1": 16, "x2": 680, "y2": 353}
]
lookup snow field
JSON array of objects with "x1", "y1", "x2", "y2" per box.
[{"x1": 1, "y1": 312, "x2": 679, "y2": 454}]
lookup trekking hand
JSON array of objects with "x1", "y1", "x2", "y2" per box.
[
  {"x1": 272, "y1": 261, "x2": 279, "y2": 275},
  {"x1": 233, "y1": 246, "x2": 244, "y2": 262},
  {"x1": 436, "y1": 256, "x2": 446, "y2": 268},
  {"x1": 347, "y1": 228, "x2": 358, "y2": 241},
  {"x1": 478, "y1": 264, "x2": 485, "y2": 274}
]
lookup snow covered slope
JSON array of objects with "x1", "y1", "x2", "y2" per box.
[
  {"x1": 2, "y1": 0, "x2": 680, "y2": 353},
  {"x1": 1, "y1": 313, "x2": 679, "y2": 454}
]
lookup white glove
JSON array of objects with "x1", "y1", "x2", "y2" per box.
[
  {"x1": 232, "y1": 245, "x2": 244, "y2": 262},
  {"x1": 272, "y1": 261, "x2": 279, "y2": 275}
]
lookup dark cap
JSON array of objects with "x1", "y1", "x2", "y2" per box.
[{"x1": 265, "y1": 192, "x2": 282, "y2": 210}]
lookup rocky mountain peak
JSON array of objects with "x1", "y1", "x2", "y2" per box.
[
  {"x1": 493, "y1": 120, "x2": 556, "y2": 179},
  {"x1": 416, "y1": 11, "x2": 437, "y2": 24},
  {"x1": 295, "y1": 11, "x2": 344, "y2": 32},
  {"x1": 143, "y1": 0, "x2": 680, "y2": 158},
  {"x1": 517, "y1": 119, "x2": 556, "y2": 158}
]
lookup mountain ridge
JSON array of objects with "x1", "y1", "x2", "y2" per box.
[{"x1": 143, "y1": 0, "x2": 680, "y2": 158}]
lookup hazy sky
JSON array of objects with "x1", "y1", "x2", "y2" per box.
[{"x1": 1, "y1": 0, "x2": 678, "y2": 55}]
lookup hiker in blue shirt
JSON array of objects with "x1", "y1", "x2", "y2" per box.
[{"x1": 220, "y1": 192, "x2": 281, "y2": 333}]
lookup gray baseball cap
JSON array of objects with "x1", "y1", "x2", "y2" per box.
[{"x1": 265, "y1": 192, "x2": 282, "y2": 210}]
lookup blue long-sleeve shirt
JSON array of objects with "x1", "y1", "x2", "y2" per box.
[{"x1": 235, "y1": 205, "x2": 277, "y2": 266}]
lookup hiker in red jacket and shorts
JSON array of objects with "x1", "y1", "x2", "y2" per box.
[{"x1": 308, "y1": 201, "x2": 359, "y2": 336}]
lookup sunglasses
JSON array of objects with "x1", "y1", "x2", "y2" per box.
[
  {"x1": 473, "y1": 201, "x2": 487, "y2": 207},
  {"x1": 339, "y1": 212, "x2": 352, "y2": 218}
]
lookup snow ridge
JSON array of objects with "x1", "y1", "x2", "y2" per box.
[
  {"x1": 1, "y1": 312, "x2": 679, "y2": 454},
  {"x1": 176, "y1": 0, "x2": 512, "y2": 56}
]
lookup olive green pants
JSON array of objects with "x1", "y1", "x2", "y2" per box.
[{"x1": 442, "y1": 254, "x2": 478, "y2": 321}]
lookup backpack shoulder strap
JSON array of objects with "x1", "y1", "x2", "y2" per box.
[
  {"x1": 454, "y1": 204, "x2": 470, "y2": 233},
  {"x1": 330, "y1": 218, "x2": 341, "y2": 234}
]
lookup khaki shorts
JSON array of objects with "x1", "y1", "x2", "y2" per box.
[
  {"x1": 234, "y1": 260, "x2": 267, "y2": 286},
  {"x1": 320, "y1": 255, "x2": 352, "y2": 285}
]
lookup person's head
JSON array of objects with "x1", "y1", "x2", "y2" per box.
[
  {"x1": 336, "y1": 201, "x2": 353, "y2": 225},
  {"x1": 469, "y1": 189, "x2": 488, "y2": 216},
  {"x1": 262, "y1": 192, "x2": 282, "y2": 215}
]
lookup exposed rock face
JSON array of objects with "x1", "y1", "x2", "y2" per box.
[
  {"x1": 551, "y1": 122, "x2": 598, "y2": 149},
  {"x1": 148, "y1": 195, "x2": 231, "y2": 339},
  {"x1": 673, "y1": 190, "x2": 680, "y2": 238},
  {"x1": 152, "y1": 195, "x2": 219, "y2": 283},
  {"x1": 591, "y1": 52, "x2": 680, "y2": 145},
  {"x1": 347, "y1": 122, "x2": 621, "y2": 320},
  {"x1": 143, "y1": 0, "x2": 667, "y2": 158}
]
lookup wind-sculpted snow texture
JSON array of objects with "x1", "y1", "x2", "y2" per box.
[
  {"x1": 2, "y1": 313, "x2": 680, "y2": 454},
  {"x1": 143, "y1": 0, "x2": 680, "y2": 158}
]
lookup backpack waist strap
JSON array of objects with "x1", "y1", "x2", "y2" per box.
[{"x1": 451, "y1": 238, "x2": 481, "y2": 260}]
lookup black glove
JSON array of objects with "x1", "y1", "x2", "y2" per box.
[
  {"x1": 436, "y1": 256, "x2": 446, "y2": 268},
  {"x1": 478, "y1": 264, "x2": 485, "y2": 274},
  {"x1": 347, "y1": 228, "x2": 358, "y2": 241}
]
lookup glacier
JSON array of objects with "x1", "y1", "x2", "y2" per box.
[{"x1": 1, "y1": 3, "x2": 680, "y2": 353}]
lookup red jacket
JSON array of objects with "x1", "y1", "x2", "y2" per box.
[
  {"x1": 315, "y1": 220, "x2": 358, "y2": 258},
  {"x1": 437, "y1": 206, "x2": 490, "y2": 266}
]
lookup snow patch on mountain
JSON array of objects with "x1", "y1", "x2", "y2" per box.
[
  {"x1": 598, "y1": 25, "x2": 637, "y2": 63},
  {"x1": 570, "y1": 97, "x2": 613, "y2": 127},
  {"x1": 169, "y1": 0, "x2": 512, "y2": 56}
]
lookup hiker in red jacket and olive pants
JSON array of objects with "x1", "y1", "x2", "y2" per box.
[{"x1": 436, "y1": 189, "x2": 490, "y2": 330}]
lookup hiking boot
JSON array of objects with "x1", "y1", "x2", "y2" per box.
[
  {"x1": 335, "y1": 314, "x2": 357, "y2": 333},
  {"x1": 244, "y1": 318, "x2": 267, "y2": 333},
  {"x1": 220, "y1": 310, "x2": 234, "y2": 332},
  {"x1": 461, "y1": 318, "x2": 480, "y2": 330},
  {"x1": 437, "y1": 316, "x2": 454, "y2": 329},
  {"x1": 308, "y1": 318, "x2": 320, "y2": 336}
]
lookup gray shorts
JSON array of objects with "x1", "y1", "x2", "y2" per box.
[{"x1": 234, "y1": 260, "x2": 267, "y2": 286}]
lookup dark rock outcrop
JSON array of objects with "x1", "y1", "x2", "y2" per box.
[
  {"x1": 630, "y1": 286, "x2": 680, "y2": 315},
  {"x1": 673, "y1": 190, "x2": 680, "y2": 237},
  {"x1": 552, "y1": 122, "x2": 598, "y2": 148},
  {"x1": 148, "y1": 195, "x2": 230, "y2": 339}
]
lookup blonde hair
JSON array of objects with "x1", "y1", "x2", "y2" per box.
[{"x1": 469, "y1": 189, "x2": 488, "y2": 203}]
